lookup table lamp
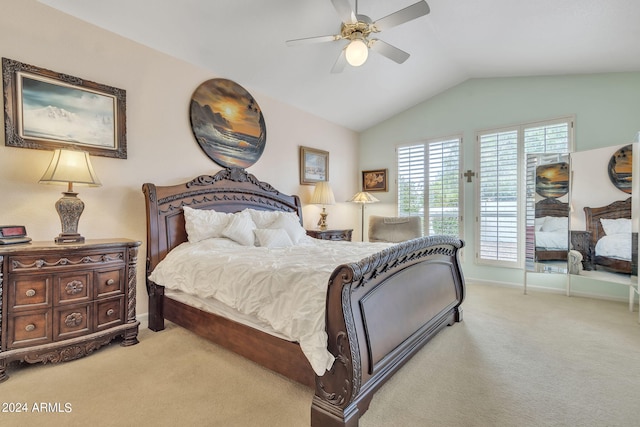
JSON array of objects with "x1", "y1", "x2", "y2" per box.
[
  {"x1": 39, "y1": 148, "x2": 101, "y2": 244},
  {"x1": 310, "y1": 181, "x2": 335, "y2": 230}
]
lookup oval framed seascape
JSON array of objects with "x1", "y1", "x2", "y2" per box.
[{"x1": 189, "y1": 78, "x2": 266, "y2": 168}]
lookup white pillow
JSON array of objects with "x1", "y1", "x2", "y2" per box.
[
  {"x1": 246, "y1": 209, "x2": 281, "y2": 228},
  {"x1": 534, "y1": 217, "x2": 546, "y2": 232},
  {"x1": 183, "y1": 206, "x2": 231, "y2": 243},
  {"x1": 600, "y1": 218, "x2": 631, "y2": 236},
  {"x1": 540, "y1": 216, "x2": 568, "y2": 232},
  {"x1": 254, "y1": 228, "x2": 294, "y2": 248},
  {"x1": 268, "y1": 214, "x2": 306, "y2": 244},
  {"x1": 222, "y1": 211, "x2": 256, "y2": 246}
]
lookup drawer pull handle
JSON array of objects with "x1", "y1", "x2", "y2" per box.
[
  {"x1": 65, "y1": 280, "x2": 84, "y2": 295},
  {"x1": 25, "y1": 289, "x2": 36, "y2": 297},
  {"x1": 106, "y1": 309, "x2": 115, "y2": 317},
  {"x1": 106, "y1": 279, "x2": 115, "y2": 286},
  {"x1": 25, "y1": 324, "x2": 36, "y2": 332},
  {"x1": 65, "y1": 312, "x2": 83, "y2": 327}
]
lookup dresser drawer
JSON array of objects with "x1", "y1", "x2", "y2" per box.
[
  {"x1": 8, "y1": 309, "x2": 52, "y2": 349},
  {"x1": 95, "y1": 268, "x2": 124, "y2": 298},
  {"x1": 96, "y1": 296, "x2": 125, "y2": 330},
  {"x1": 8, "y1": 248, "x2": 126, "y2": 274},
  {"x1": 8, "y1": 274, "x2": 51, "y2": 311},
  {"x1": 54, "y1": 303, "x2": 91, "y2": 341},
  {"x1": 55, "y1": 271, "x2": 92, "y2": 305}
]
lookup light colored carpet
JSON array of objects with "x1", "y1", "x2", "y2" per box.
[{"x1": 3, "y1": 283, "x2": 639, "y2": 427}]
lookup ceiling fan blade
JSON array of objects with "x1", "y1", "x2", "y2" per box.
[
  {"x1": 331, "y1": 49, "x2": 347, "y2": 73},
  {"x1": 372, "y1": 1, "x2": 430, "y2": 32},
  {"x1": 369, "y1": 39, "x2": 410, "y2": 64},
  {"x1": 286, "y1": 34, "x2": 340, "y2": 47},
  {"x1": 331, "y1": 0, "x2": 357, "y2": 24}
]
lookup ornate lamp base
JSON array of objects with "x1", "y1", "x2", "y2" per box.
[
  {"x1": 54, "y1": 191, "x2": 85, "y2": 244},
  {"x1": 318, "y1": 207, "x2": 329, "y2": 231}
]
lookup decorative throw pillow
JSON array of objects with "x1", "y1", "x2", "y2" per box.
[
  {"x1": 246, "y1": 209, "x2": 282, "y2": 228},
  {"x1": 254, "y1": 228, "x2": 294, "y2": 248},
  {"x1": 222, "y1": 211, "x2": 257, "y2": 246},
  {"x1": 600, "y1": 218, "x2": 631, "y2": 236},
  {"x1": 183, "y1": 206, "x2": 231, "y2": 243},
  {"x1": 268, "y1": 214, "x2": 306, "y2": 244}
]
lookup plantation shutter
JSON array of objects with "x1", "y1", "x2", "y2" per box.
[
  {"x1": 478, "y1": 129, "x2": 519, "y2": 264},
  {"x1": 398, "y1": 137, "x2": 461, "y2": 237},
  {"x1": 427, "y1": 139, "x2": 460, "y2": 235},
  {"x1": 477, "y1": 118, "x2": 572, "y2": 267},
  {"x1": 397, "y1": 144, "x2": 425, "y2": 217}
]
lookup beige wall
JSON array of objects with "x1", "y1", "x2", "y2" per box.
[{"x1": 0, "y1": 1, "x2": 360, "y2": 316}]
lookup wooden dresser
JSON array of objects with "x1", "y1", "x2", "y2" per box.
[{"x1": 0, "y1": 239, "x2": 140, "y2": 382}]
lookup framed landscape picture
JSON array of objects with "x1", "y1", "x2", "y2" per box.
[
  {"x1": 2, "y1": 57, "x2": 127, "y2": 159},
  {"x1": 300, "y1": 146, "x2": 329, "y2": 185},
  {"x1": 362, "y1": 168, "x2": 388, "y2": 192}
]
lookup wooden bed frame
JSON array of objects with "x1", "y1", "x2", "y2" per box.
[
  {"x1": 584, "y1": 197, "x2": 636, "y2": 275},
  {"x1": 142, "y1": 168, "x2": 465, "y2": 427},
  {"x1": 534, "y1": 198, "x2": 569, "y2": 261}
]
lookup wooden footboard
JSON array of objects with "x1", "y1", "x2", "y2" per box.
[{"x1": 312, "y1": 236, "x2": 465, "y2": 427}]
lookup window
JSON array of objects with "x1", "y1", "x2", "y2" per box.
[
  {"x1": 476, "y1": 117, "x2": 573, "y2": 267},
  {"x1": 397, "y1": 136, "x2": 462, "y2": 237}
]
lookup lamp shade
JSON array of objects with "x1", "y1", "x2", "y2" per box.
[
  {"x1": 345, "y1": 36, "x2": 369, "y2": 67},
  {"x1": 39, "y1": 149, "x2": 101, "y2": 187},
  {"x1": 310, "y1": 181, "x2": 336, "y2": 205},
  {"x1": 349, "y1": 191, "x2": 379, "y2": 204}
]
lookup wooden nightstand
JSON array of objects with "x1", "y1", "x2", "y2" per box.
[
  {"x1": 0, "y1": 239, "x2": 140, "y2": 382},
  {"x1": 306, "y1": 229, "x2": 353, "y2": 241},
  {"x1": 570, "y1": 230, "x2": 592, "y2": 270}
]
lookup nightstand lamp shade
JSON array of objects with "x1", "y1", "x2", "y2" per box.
[
  {"x1": 39, "y1": 148, "x2": 101, "y2": 244},
  {"x1": 310, "y1": 181, "x2": 335, "y2": 231},
  {"x1": 349, "y1": 191, "x2": 380, "y2": 241}
]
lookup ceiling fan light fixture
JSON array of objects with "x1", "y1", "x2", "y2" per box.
[{"x1": 345, "y1": 35, "x2": 368, "y2": 67}]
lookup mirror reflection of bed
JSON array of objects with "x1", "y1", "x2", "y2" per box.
[{"x1": 526, "y1": 144, "x2": 639, "y2": 314}]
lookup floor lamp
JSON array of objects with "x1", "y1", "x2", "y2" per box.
[{"x1": 349, "y1": 191, "x2": 379, "y2": 241}]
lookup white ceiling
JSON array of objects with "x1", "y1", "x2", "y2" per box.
[{"x1": 39, "y1": 0, "x2": 640, "y2": 132}]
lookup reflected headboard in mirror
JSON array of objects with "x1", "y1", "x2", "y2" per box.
[
  {"x1": 583, "y1": 197, "x2": 636, "y2": 275},
  {"x1": 534, "y1": 198, "x2": 569, "y2": 262}
]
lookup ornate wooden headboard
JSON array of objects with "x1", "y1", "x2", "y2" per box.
[
  {"x1": 142, "y1": 168, "x2": 303, "y2": 276},
  {"x1": 535, "y1": 197, "x2": 569, "y2": 218},
  {"x1": 583, "y1": 197, "x2": 632, "y2": 247}
]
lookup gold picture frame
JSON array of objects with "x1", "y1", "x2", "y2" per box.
[
  {"x1": 362, "y1": 168, "x2": 388, "y2": 192},
  {"x1": 300, "y1": 146, "x2": 329, "y2": 185}
]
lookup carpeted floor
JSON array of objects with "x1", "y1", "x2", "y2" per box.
[{"x1": 2, "y1": 283, "x2": 639, "y2": 427}]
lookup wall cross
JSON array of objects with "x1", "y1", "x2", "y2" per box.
[{"x1": 463, "y1": 170, "x2": 475, "y2": 183}]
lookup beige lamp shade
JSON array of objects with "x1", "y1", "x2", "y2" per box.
[
  {"x1": 310, "y1": 181, "x2": 336, "y2": 205},
  {"x1": 39, "y1": 148, "x2": 101, "y2": 244},
  {"x1": 349, "y1": 191, "x2": 379, "y2": 204},
  {"x1": 310, "y1": 181, "x2": 335, "y2": 231},
  {"x1": 39, "y1": 148, "x2": 101, "y2": 188}
]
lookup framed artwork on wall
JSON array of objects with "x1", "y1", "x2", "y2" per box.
[
  {"x1": 2, "y1": 57, "x2": 127, "y2": 159},
  {"x1": 300, "y1": 146, "x2": 329, "y2": 185},
  {"x1": 362, "y1": 168, "x2": 388, "y2": 192}
]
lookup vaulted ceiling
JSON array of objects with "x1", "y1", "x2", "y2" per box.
[{"x1": 39, "y1": 0, "x2": 640, "y2": 131}]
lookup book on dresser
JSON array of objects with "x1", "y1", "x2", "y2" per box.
[{"x1": 0, "y1": 238, "x2": 140, "y2": 382}]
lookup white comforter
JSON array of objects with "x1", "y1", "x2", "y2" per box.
[{"x1": 148, "y1": 236, "x2": 393, "y2": 375}]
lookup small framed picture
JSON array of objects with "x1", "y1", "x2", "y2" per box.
[
  {"x1": 2, "y1": 57, "x2": 127, "y2": 159},
  {"x1": 300, "y1": 146, "x2": 329, "y2": 185},
  {"x1": 362, "y1": 169, "x2": 388, "y2": 192}
]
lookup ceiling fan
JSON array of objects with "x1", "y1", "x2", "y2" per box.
[{"x1": 286, "y1": 0, "x2": 430, "y2": 73}]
